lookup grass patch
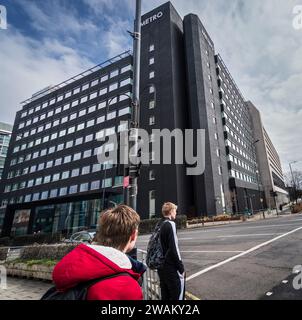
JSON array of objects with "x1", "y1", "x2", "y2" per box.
[{"x1": 8, "y1": 258, "x2": 58, "y2": 267}]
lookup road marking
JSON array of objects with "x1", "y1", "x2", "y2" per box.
[
  {"x1": 182, "y1": 222, "x2": 302, "y2": 235},
  {"x1": 217, "y1": 233, "x2": 283, "y2": 238},
  {"x1": 181, "y1": 250, "x2": 244, "y2": 253},
  {"x1": 186, "y1": 226, "x2": 302, "y2": 282},
  {"x1": 185, "y1": 291, "x2": 201, "y2": 300}
]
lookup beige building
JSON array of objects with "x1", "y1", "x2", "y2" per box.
[{"x1": 247, "y1": 101, "x2": 289, "y2": 209}]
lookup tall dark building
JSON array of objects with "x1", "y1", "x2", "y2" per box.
[{"x1": 0, "y1": 1, "x2": 274, "y2": 237}]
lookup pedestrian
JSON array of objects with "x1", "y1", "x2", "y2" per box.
[
  {"x1": 51, "y1": 205, "x2": 145, "y2": 300},
  {"x1": 157, "y1": 202, "x2": 185, "y2": 300}
]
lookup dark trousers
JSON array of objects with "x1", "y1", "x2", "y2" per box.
[{"x1": 158, "y1": 267, "x2": 185, "y2": 300}]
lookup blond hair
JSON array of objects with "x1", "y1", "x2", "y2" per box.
[
  {"x1": 162, "y1": 202, "x2": 178, "y2": 217},
  {"x1": 95, "y1": 205, "x2": 140, "y2": 250}
]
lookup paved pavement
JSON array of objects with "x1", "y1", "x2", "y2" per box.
[{"x1": 0, "y1": 277, "x2": 52, "y2": 300}]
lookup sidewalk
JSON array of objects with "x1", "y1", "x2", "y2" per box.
[
  {"x1": 186, "y1": 206, "x2": 297, "y2": 229},
  {"x1": 0, "y1": 277, "x2": 52, "y2": 300}
]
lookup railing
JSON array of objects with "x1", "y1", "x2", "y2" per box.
[{"x1": 137, "y1": 249, "x2": 161, "y2": 300}]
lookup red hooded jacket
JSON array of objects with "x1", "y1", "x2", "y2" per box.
[{"x1": 52, "y1": 244, "x2": 143, "y2": 300}]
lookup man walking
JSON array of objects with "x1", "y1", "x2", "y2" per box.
[{"x1": 158, "y1": 202, "x2": 185, "y2": 300}]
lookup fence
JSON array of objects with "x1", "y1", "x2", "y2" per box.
[{"x1": 137, "y1": 249, "x2": 161, "y2": 300}]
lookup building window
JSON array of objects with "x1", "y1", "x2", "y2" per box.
[
  {"x1": 66, "y1": 140, "x2": 73, "y2": 148},
  {"x1": 71, "y1": 168, "x2": 80, "y2": 177},
  {"x1": 88, "y1": 105, "x2": 96, "y2": 113},
  {"x1": 75, "y1": 137, "x2": 83, "y2": 146},
  {"x1": 91, "y1": 180, "x2": 100, "y2": 190},
  {"x1": 53, "y1": 173, "x2": 60, "y2": 181},
  {"x1": 62, "y1": 171, "x2": 70, "y2": 179},
  {"x1": 83, "y1": 150, "x2": 92, "y2": 159},
  {"x1": 79, "y1": 109, "x2": 86, "y2": 117},
  {"x1": 120, "y1": 78, "x2": 131, "y2": 87},
  {"x1": 55, "y1": 158, "x2": 62, "y2": 166},
  {"x1": 57, "y1": 143, "x2": 64, "y2": 151},
  {"x1": 80, "y1": 183, "x2": 89, "y2": 192},
  {"x1": 85, "y1": 134, "x2": 93, "y2": 143},
  {"x1": 102, "y1": 178, "x2": 112, "y2": 188},
  {"x1": 100, "y1": 75, "x2": 108, "y2": 83},
  {"x1": 109, "y1": 83, "x2": 118, "y2": 92},
  {"x1": 87, "y1": 119, "x2": 95, "y2": 127},
  {"x1": 149, "y1": 116, "x2": 155, "y2": 126},
  {"x1": 149, "y1": 190, "x2": 156, "y2": 217},
  {"x1": 107, "y1": 111, "x2": 116, "y2": 120},
  {"x1": 91, "y1": 79, "x2": 98, "y2": 87},
  {"x1": 41, "y1": 191, "x2": 48, "y2": 200},
  {"x1": 149, "y1": 44, "x2": 155, "y2": 52},
  {"x1": 50, "y1": 189, "x2": 58, "y2": 198},
  {"x1": 149, "y1": 57, "x2": 154, "y2": 65},
  {"x1": 100, "y1": 88, "x2": 108, "y2": 96},
  {"x1": 92, "y1": 163, "x2": 102, "y2": 172},
  {"x1": 114, "y1": 176, "x2": 123, "y2": 187},
  {"x1": 82, "y1": 166, "x2": 90, "y2": 175},
  {"x1": 59, "y1": 187, "x2": 68, "y2": 196},
  {"x1": 149, "y1": 100, "x2": 155, "y2": 109},
  {"x1": 149, "y1": 71, "x2": 155, "y2": 79},
  {"x1": 68, "y1": 185, "x2": 77, "y2": 195},
  {"x1": 149, "y1": 170, "x2": 155, "y2": 181},
  {"x1": 90, "y1": 92, "x2": 98, "y2": 100},
  {"x1": 121, "y1": 65, "x2": 132, "y2": 73},
  {"x1": 110, "y1": 69, "x2": 119, "y2": 78},
  {"x1": 44, "y1": 175, "x2": 51, "y2": 184},
  {"x1": 64, "y1": 155, "x2": 72, "y2": 163}
]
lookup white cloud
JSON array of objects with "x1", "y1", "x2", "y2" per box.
[
  {"x1": 0, "y1": 29, "x2": 93, "y2": 124},
  {"x1": 143, "y1": 0, "x2": 302, "y2": 172}
]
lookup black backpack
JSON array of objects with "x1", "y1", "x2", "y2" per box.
[
  {"x1": 41, "y1": 272, "x2": 130, "y2": 300},
  {"x1": 146, "y1": 220, "x2": 167, "y2": 270}
]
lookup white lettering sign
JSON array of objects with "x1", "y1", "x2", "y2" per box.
[
  {"x1": 0, "y1": 5, "x2": 7, "y2": 30},
  {"x1": 142, "y1": 11, "x2": 163, "y2": 27},
  {"x1": 293, "y1": 5, "x2": 302, "y2": 30}
]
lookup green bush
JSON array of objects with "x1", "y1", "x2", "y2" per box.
[
  {"x1": 0, "y1": 247, "x2": 8, "y2": 261},
  {"x1": 139, "y1": 214, "x2": 187, "y2": 234},
  {"x1": 20, "y1": 244, "x2": 77, "y2": 261}
]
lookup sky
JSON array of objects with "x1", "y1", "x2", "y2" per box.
[{"x1": 0, "y1": 0, "x2": 302, "y2": 174}]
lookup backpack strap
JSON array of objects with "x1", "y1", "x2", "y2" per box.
[{"x1": 84, "y1": 272, "x2": 133, "y2": 289}]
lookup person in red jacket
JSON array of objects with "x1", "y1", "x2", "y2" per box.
[{"x1": 52, "y1": 205, "x2": 145, "y2": 300}]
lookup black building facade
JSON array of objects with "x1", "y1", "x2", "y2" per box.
[{"x1": 0, "y1": 1, "x2": 269, "y2": 237}]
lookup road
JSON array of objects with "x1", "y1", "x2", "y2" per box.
[{"x1": 136, "y1": 213, "x2": 302, "y2": 300}]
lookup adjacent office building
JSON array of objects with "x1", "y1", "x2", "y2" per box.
[
  {"x1": 0, "y1": 122, "x2": 12, "y2": 180},
  {"x1": 0, "y1": 1, "x2": 286, "y2": 236},
  {"x1": 247, "y1": 101, "x2": 289, "y2": 209}
]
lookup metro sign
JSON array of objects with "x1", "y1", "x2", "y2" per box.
[{"x1": 142, "y1": 11, "x2": 163, "y2": 27}]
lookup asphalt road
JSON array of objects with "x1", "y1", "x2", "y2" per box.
[{"x1": 136, "y1": 214, "x2": 302, "y2": 300}]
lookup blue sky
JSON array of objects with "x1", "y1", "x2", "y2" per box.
[{"x1": 0, "y1": 0, "x2": 302, "y2": 174}]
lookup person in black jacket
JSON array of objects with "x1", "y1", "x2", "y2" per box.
[{"x1": 158, "y1": 202, "x2": 185, "y2": 300}]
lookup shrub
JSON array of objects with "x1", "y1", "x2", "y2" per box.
[
  {"x1": 20, "y1": 244, "x2": 77, "y2": 261},
  {"x1": 0, "y1": 247, "x2": 9, "y2": 261},
  {"x1": 139, "y1": 214, "x2": 187, "y2": 234}
]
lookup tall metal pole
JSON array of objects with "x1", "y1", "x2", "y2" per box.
[
  {"x1": 129, "y1": 0, "x2": 141, "y2": 211},
  {"x1": 289, "y1": 162, "x2": 297, "y2": 204}
]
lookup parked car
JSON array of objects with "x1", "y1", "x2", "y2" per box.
[{"x1": 64, "y1": 230, "x2": 96, "y2": 244}]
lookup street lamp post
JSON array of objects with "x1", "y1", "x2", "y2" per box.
[{"x1": 127, "y1": 0, "x2": 141, "y2": 211}]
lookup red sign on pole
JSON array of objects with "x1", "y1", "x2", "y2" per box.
[{"x1": 123, "y1": 176, "x2": 130, "y2": 188}]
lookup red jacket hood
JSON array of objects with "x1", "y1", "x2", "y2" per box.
[{"x1": 53, "y1": 244, "x2": 140, "y2": 291}]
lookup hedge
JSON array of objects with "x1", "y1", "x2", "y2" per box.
[{"x1": 139, "y1": 214, "x2": 187, "y2": 234}]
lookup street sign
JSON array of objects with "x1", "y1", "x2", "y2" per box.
[{"x1": 123, "y1": 176, "x2": 130, "y2": 188}]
